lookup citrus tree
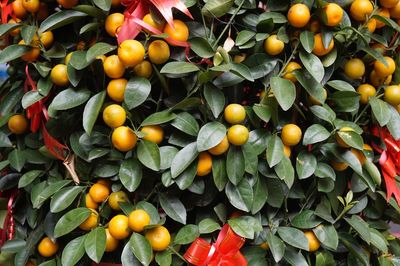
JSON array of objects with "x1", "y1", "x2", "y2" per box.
[{"x1": 1, "y1": 0, "x2": 400, "y2": 265}]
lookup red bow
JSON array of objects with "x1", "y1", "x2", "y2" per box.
[
  {"x1": 0, "y1": 189, "x2": 19, "y2": 247},
  {"x1": 371, "y1": 126, "x2": 400, "y2": 206},
  {"x1": 1, "y1": 0, "x2": 13, "y2": 24},
  {"x1": 184, "y1": 224, "x2": 247, "y2": 266},
  {"x1": 117, "y1": 0, "x2": 193, "y2": 47}
]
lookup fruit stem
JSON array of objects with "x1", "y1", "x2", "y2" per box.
[{"x1": 167, "y1": 246, "x2": 187, "y2": 262}]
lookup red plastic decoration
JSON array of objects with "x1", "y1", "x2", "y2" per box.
[{"x1": 0, "y1": 189, "x2": 19, "y2": 247}]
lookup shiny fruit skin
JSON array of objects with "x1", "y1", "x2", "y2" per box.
[
  {"x1": 118, "y1": 40, "x2": 145, "y2": 67},
  {"x1": 105, "y1": 13, "x2": 124, "y2": 37},
  {"x1": 313, "y1": 33, "x2": 334, "y2": 56},
  {"x1": 163, "y1": 19, "x2": 189, "y2": 42},
  {"x1": 40, "y1": 31, "x2": 54, "y2": 49},
  {"x1": 331, "y1": 160, "x2": 349, "y2": 171},
  {"x1": 350, "y1": 0, "x2": 374, "y2": 21},
  {"x1": 344, "y1": 58, "x2": 365, "y2": 79},
  {"x1": 281, "y1": 124, "x2": 302, "y2": 146},
  {"x1": 38, "y1": 237, "x2": 58, "y2": 257},
  {"x1": 8, "y1": 114, "x2": 28, "y2": 134},
  {"x1": 19, "y1": 39, "x2": 40, "y2": 62},
  {"x1": 21, "y1": 0, "x2": 39, "y2": 13},
  {"x1": 50, "y1": 64, "x2": 69, "y2": 87},
  {"x1": 13, "y1": 0, "x2": 28, "y2": 19},
  {"x1": 79, "y1": 208, "x2": 99, "y2": 231},
  {"x1": 145, "y1": 226, "x2": 171, "y2": 251},
  {"x1": 8, "y1": 18, "x2": 21, "y2": 36},
  {"x1": 103, "y1": 104, "x2": 126, "y2": 128},
  {"x1": 107, "y1": 78, "x2": 127, "y2": 103},
  {"x1": 57, "y1": 0, "x2": 79, "y2": 9},
  {"x1": 140, "y1": 125, "x2": 164, "y2": 144},
  {"x1": 287, "y1": 3, "x2": 311, "y2": 28},
  {"x1": 108, "y1": 191, "x2": 128, "y2": 210},
  {"x1": 109, "y1": 215, "x2": 131, "y2": 240},
  {"x1": 376, "y1": 8, "x2": 390, "y2": 28},
  {"x1": 351, "y1": 148, "x2": 367, "y2": 165},
  {"x1": 85, "y1": 194, "x2": 98, "y2": 209},
  {"x1": 282, "y1": 61, "x2": 301, "y2": 82},
  {"x1": 390, "y1": 1, "x2": 400, "y2": 18},
  {"x1": 143, "y1": 13, "x2": 165, "y2": 32},
  {"x1": 224, "y1": 104, "x2": 246, "y2": 124},
  {"x1": 197, "y1": 152, "x2": 212, "y2": 176},
  {"x1": 133, "y1": 60, "x2": 153, "y2": 78},
  {"x1": 380, "y1": 0, "x2": 399, "y2": 8},
  {"x1": 264, "y1": 35, "x2": 284, "y2": 56},
  {"x1": 65, "y1": 52, "x2": 73, "y2": 65},
  {"x1": 384, "y1": 85, "x2": 400, "y2": 106},
  {"x1": 105, "y1": 228, "x2": 119, "y2": 252},
  {"x1": 227, "y1": 125, "x2": 249, "y2": 146},
  {"x1": 89, "y1": 183, "x2": 110, "y2": 203},
  {"x1": 304, "y1": 231, "x2": 320, "y2": 252},
  {"x1": 283, "y1": 145, "x2": 291, "y2": 157},
  {"x1": 128, "y1": 209, "x2": 151, "y2": 232},
  {"x1": 323, "y1": 3, "x2": 344, "y2": 27},
  {"x1": 336, "y1": 127, "x2": 355, "y2": 148},
  {"x1": 367, "y1": 19, "x2": 377, "y2": 32},
  {"x1": 112, "y1": 126, "x2": 137, "y2": 152},
  {"x1": 374, "y1": 56, "x2": 396, "y2": 78},
  {"x1": 357, "y1": 84, "x2": 376, "y2": 104},
  {"x1": 208, "y1": 136, "x2": 230, "y2": 156},
  {"x1": 148, "y1": 40, "x2": 170, "y2": 65},
  {"x1": 103, "y1": 55, "x2": 125, "y2": 79}
]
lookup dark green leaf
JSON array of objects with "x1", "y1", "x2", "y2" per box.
[
  {"x1": 270, "y1": 77, "x2": 296, "y2": 111},
  {"x1": 61, "y1": 236, "x2": 86, "y2": 266},
  {"x1": 119, "y1": 158, "x2": 142, "y2": 192},
  {"x1": 226, "y1": 146, "x2": 245, "y2": 185},
  {"x1": 137, "y1": 140, "x2": 160, "y2": 171},
  {"x1": 159, "y1": 194, "x2": 186, "y2": 224},
  {"x1": 39, "y1": 10, "x2": 87, "y2": 32},
  {"x1": 83, "y1": 90, "x2": 106, "y2": 135},
  {"x1": 174, "y1": 225, "x2": 199, "y2": 245},
  {"x1": 124, "y1": 77, "x2": 151, "y2": 110},
  {"x1": 277, "y1": 227, "x2": 309, "y2": 250},
  {"x1": 129, "y1": 233, "x2": 152, "y2": 266},
  {"x1": 84, "y1": 227, "x2": 106, "y2": 263},
  {"x1": 54, "y1": 208, "x2": 91, "y2": 238}
]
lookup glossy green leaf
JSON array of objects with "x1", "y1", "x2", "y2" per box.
[
  {"x1": 49, "y1": 88, "x2": 91, "y2": 111},
  {"x1": 119, "y1": 158, "x2": 142, "y2": 192},
  {"x1": 124, "y1": 77, "x2": 151, "y2": 110},
  {"x1": 54, "y1": 208, "x2": 91, "y2": 238},
  {"x1": 50, "y1": 186, "x2": 85, "y2": 213},
  {"x1": 225, "y1": 179, "x2": 253, "y2": 212},
  {"x1": 129, "y1": 233, "x2": 152, "y2": 266},
  {"x1": 277, "y1": 227, "x2": 309, "y2": 250},
  {"x1": 159, "y1": 194, "x2": 186, "y2": 224},
  {"x1": 174, "y1": 225, "x2": 200, "y2": 245},
  {"x1": 84, "y1": 227, "x2": 106, "y2": 263},
  {"x1": 39, "y1": 10, "x2": 87, "y2": 32},
  {"x1": 197, "y1": 122, "x2": 226, "y2": 152},
  {"x1": 83, "y1": 90, "x2": 106, "y2": 135},
  {"x1": 61, "y1": 235, "x2": 86, "y2": 266},
  {"x1": 270, "y1": 77, "x2": 296, "y2": 111},
  {"x1": 266, "y1": 134, "x2": 284, "y2": 167},
  {"x1": 171, "y1": 142, "x2": 199, "y2": 178},
  {"x1": 313, "y1": 224, "x2": 339, "y2": 250},
  {"x1": 137, "y1": 140, "x2": 160, "y2": 171},
  {"x1": 171, "y1": 112, "x2": 199, "y2": 136},
  {"x1": 303, "y1": 124, "x2": 330, "y2": 145},
  {"x1": 296, "y1": 151, "x2": 317, "y2": 179},
  {"x1": 226, "y1": 146, "x2": 245, "y2": 185}
]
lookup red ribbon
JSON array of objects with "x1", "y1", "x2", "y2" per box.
[
  {"x1": 117, "y1": 0, "x2": 193, "y2": 47},
  {"x1": 0, "y1": 0, "x2": 13, "y2": 24},
  {"x1": 371, "y1": 126, "x2": 400, "y2": 206},
  {"x1": 0, "y1": 189, "x2": 19, "y2": 247},
  {"x1": 184, "y1": 224, "x2": 247, "y2": 266}
]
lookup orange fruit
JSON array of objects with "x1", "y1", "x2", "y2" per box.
[
  {"x1": 8, "y1": 114, "x2": 28, "y2": 134},
  {"x1": 384, "y1": 85, "x2": 400, "y2": 106},
  {"x1": 108, "y1": 191, "x2": 128, "y2": 210},
  {"x1": 142, "y1": 13, "x2": 165, "y2": 32},
  {"x1": 107, "y1": 78, "x2": 127, "y2": 102},
  {"x1": 224, "y1": 103, "x2": 246, "y2": 124},
  {"x1": 381, "y1": 0, "x2": 399, "y2": 8},
  {"x1": 313, "y1": 33, "x2": 334, "y2": 56},
  {"x1": 19, "y1": 39, "x2": 40, "y2": 62},
  {"x1": 331, "y1": 160, "x2": 349, "y2": 171},
  {"x1": 21, "y1": 0, "x2": 39, "y2": 13},
  {"x1": 112, "y1": 126, "x2": 138, "y2": 151},
  {"x1": 103, "y1": 104, "x2": 126, "y2": 128},
  {"x1": 39, "y1": 31, "x2": 54, "y2": 49},
  {"x1": 208, "y1": 136, "x2": 230, "y2": 156},
  {"x1": 282, "y1": 61, "x2": 301, "y2": 82},
  {"x1": 148, "y1": 40, "x2": 170, "y2": 65},
  {"x1": 264, "y1": 35, "x2": 284, "y2": 56},
  {"x1": 57, "y1": 0, "x2": 78, "y2": 9},
  {"x1": 105, "y1": 228, "x2": 119, "y2": 252},
  {"x1": 390, "y1": 1, "x2": 400, "y2": 18},
  {"x1": 350, "y1": 0, "x2": 374, "y2": 21},
  {"x1": 283, "y1": 145, "x2": 291, "y2": 157},
  {"x1": 287, "y1": 3, "x2": 310, "y2": 28},
  {"x1": 38, "y1": 237, "x2": 58, "y2": 257},
  {"x1": 12, "y1": 0, "x2": 28, "y2": 18},
  {"x1": 260, "y1": 242, "x2": 269, "y2": 250},
  {"x1": 367, "y1": 19, "x2": 377, "y2": 32},
  {"x1": 8, "y1": 18, "x2": 21, "y2": 36},
  {"x1": 79, "y1": 208, "x2": 99, "y2": 231},
  {"x1": 105, "y1": 13, "x2": 124, "y2": 37},
  {"x1": 97, "y1": 179, "x2": 112, "y2": 189},
  {"x1": 374, "y1": 56, "x2": 396, "y2": 78},
  {"x1": 357, "y1": 84, "x2": 376, "y2": 104},
  {"x1": 37, "y1": 2, "x2": 48, "y2": 21},
  {"x1": 109, "y1": 215, "x2": 131, "y2": 240},
  {"x1": 281, "y1": 124, "x2": 302, "y2": 146},
  {"x1": 50, "y1": 64, "x2": 69, "y2": 87},
  {"x1": 370, "y1": 70, "x2": 392, "y2": 87},
  {"x1": 128, "y1": 209, "x2": 151, "y2": 232},
  {"x1": 371, "y1": 43, "x2": 387, "y2": 54},
  {"x1": 376, "y1": 8, "x2": 390, "y2": 28},
  {"x1": 309, "y1": 89, "x2": 327, "y2": 105},
  {"x1": 227, "y1": 125, "x2": 249, "y2": 146},
  {"x1": 104, "y1": 55, "x2": 125, "y2": 78},
  {"x1": 163, "y1": 19, "x2": 189, "y2": 43},
  {"x1": 197, "y1": 152, "x2": 212, "y2": 176},
  {"x1": 65, "y1": 52, "x2": 73, "y2": 65},
  {"x1": 308, "y1": 20, "x2": 321, "y2": 33},
  {"x1": 118, "y1": 40, "x2": 145, "y2": 67},
  {"x1": 133, "y1": 60, "x2": 153, "y2": 78},
  {"x1": 140, "y1": 125, "x2": 164, "y2": 144},
  {"x1": 335, "y1": 127, "x2": 355, "y2": 148},
  {"x1": 145, "y1": 226, "x2": 171, "y2": 251},
  {"x1": 89, "y1": 183, "x2": 110, "y2": 203},
  {"x1": 304, "y1": 231, "x2": 320, "y2": 252},
  {"x1": 233, "y1": 54, "x2": 246, "y2": 63},
  {"x1": 322, "y1": 3, "x2": 343, "y2": 27},
  {"x1": 351, "y1": 148, "x2": 367, "y2": 165},
  {"x1": 344, "y1": 58, "x2": 365, "y2": 79},
  {"x1": 111, "y1": 0, "x2": 121, "y2": 7},
  {"x1": 85, "y1": 194, "x2": 98, "y2": 209}
]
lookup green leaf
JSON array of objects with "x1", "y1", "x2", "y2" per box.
[
  {"x1": 270, "y1": 77, "x2": 296, "y2": 111},
  {"x1": 202, "y1": 0, "x2": 234, "y2": 17},
  {"x1": 32, "y1": 180, "x2": 71, "y2": 208},
  {"x1": 225, "y1": 179, "x2": 253, "y2": 212},
  {"x1": 226, "y1": 146, "x2": 245, "y2": 185},
  {"x1": 243, "y1": 144, "x2": 258, "y2": 175},
  {"x1": 8, "y1": 149, "x2": 25, "y2": 172},
  {"x1": 387, "y1": 105, "x2": 400, "y2": 140},
  {"x1": 284, "y1": 246, "x2": 308, "y2": 266},
  {"x1": 315, "y1": 251, "x2": 335, "y2": 266},
  {"x1": 344, "y1": 215, "x2": 371, "y2": 244},
  {"x1": 141, "y1": 111, "x2": 176, "y2": 126},
  {"x1": 296, "y1": 151, "x2": 317, "y2": 179},
  {"x1": 119, "y1": 158, "x2": 142, "y2": 192},
  {"x1": 251, "y1": 176, "x2": 268, "y2": 214},
  {"x1": 310, "y1": 104, "x2": 336, "y2": 123},
  {"x1": 339, "y1": 232, "x2": 370, "y2": 265},
  {"x1": 369, "y1": 96, "x2": 391, "y2": 127},
  {"x1": 171, "y1": 142, "x2": 199, "y2": 178},
  {"x1": 174, "y1": 225, "x2": 199, "y2": 245},
  {"x1": 266, "y1": 134, "x2": 284, "y2": 167},
  {"x1": 303, "y1": 124, "x2": 330, "y2": 145},
  {"x1": 49, "y1": 88, "x2": 91, "y2": 111},
  {"x1": 124, "y1": 77, "x2": 151, "y2": 110},
  {"x1": 84, "y1": 227, "x2": 106, "y2": 263},
  {"x1": 197, "y1": 122, "x2": 226, "y2": 152},
  {"x1": 129, "y1": 233, "x2": 152, "y2": 266},
  {"x1": 369, "y1": 228, "x2": 388, "y2": 253},
  {"x1": 160, "y1": 62, "x2": 199, "y2": 74},
  {"x1": 294, "y1": 70, "x2": 326, "y2": 104},
  {"x1": 189, "y1": 37, "x2": 215, "y2": 58},
  {"x1": 137, "y1": 140, "x2": 160, "y2": 171},
  {"x1": 277, "y1": 227, "x2": 309, "y2": 250},
  {"x1": 266, "y1": 232, "x2": 285, "y2": 262},
  {"x1": 300, "y1": 31, "x2": 314, "y2": 53},
  {"x1": 136, "y1": 201, "x2": 160, "y2": 225},
  {"x1": 39, "y1": 10, "x2": 87, "y2": 33},
  {"x1": 203, "y1": 83, "x2": 225, "y2": 118},
  {"x1": 212, "y1": 157, "x2": 228, "y2": 191},
  {"x1": 121, "y1": 243, "x2": 142, "y2": 265},
  {"x1": 253, "y1": 104, "x2": 271, "y2": 123},
  {"x1": 22, "y1": 91, "x2": 45, "y2": 109},
  {"x1": 70, "y1": 50, "x2": 90, "y2": 70},
  {"x1": 330, "y1": 91, "x2": 360, "y2": 113},
  {"x1": 0, "y1": 132, "x2": 12, "y2": 148},
  {"x1": 83, "y1": 90, "x2": 106, "y2": 135},
  {"x1": 199, "y1": 218, "x2": 221, "y2": 234},
  {"x1": 160, "y1": 146, "x2": 178, "y2": 170},
  {"x1": 21, "y1": 25, "x2": 37, "y2": 46},
  {"x1": 274, "y1": 156, "x2": 295, "y2": 188},
  {"x1": 86, "y1": 42, "x2": 115, "y2": 62},
  {"x1": 313, "y1": 224, "x2": 339, "y2": 250},
  {"x1": 155, "y1": 250, "x2": 172, "y2": 266},
  {"x1": 1, "y1": 239, "x2": 26, "y2": 253},
  {"x1": 236, "y1": 30, "x2": 256, "y2": 46},
  {"x1": 61, "y1": 236, "x2": 86, "y2": 266},
  {"x1": 171, "y1": 112, "x2": 199, "y2": 136},
  {"x1": 54, "y1": 208, "x2": 91, "y2": 238},
  {"x1": 337, "y1": 130, "x2": 364, "y2": 150},
  {"x1": 159, "y1": 194, "x2": 186, "y2": 224},
  {"x1": 0, "y1": 23, "x2": 21, "y2": 38},
  {"x1": 300, "y1": 51, "x2": 324, "y2": 82},
  {"x1": 228, "y1": 216, "x2": 262, "y2": 239},
  {"x1": 0, "y1": 44, "x2": 29, "y2": 64},
  {"x1": 50, "y1": 186, "x2": 84, "y2": 213},
  {"x1": 327, "y1": 80, "x2": 355, "y2": 91},
  {"x1": 92, "y1": 0, "x2": 111, "y2": 11},
  {"x1": 230, "y1": 63, "x2": 254, "y2": 81},
  {"x1": 175, "y1": 161, "x2": 197, "y2": 190},
  {"x1": 291, "y1": 210, "x2": 322, "y2": 229}
]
